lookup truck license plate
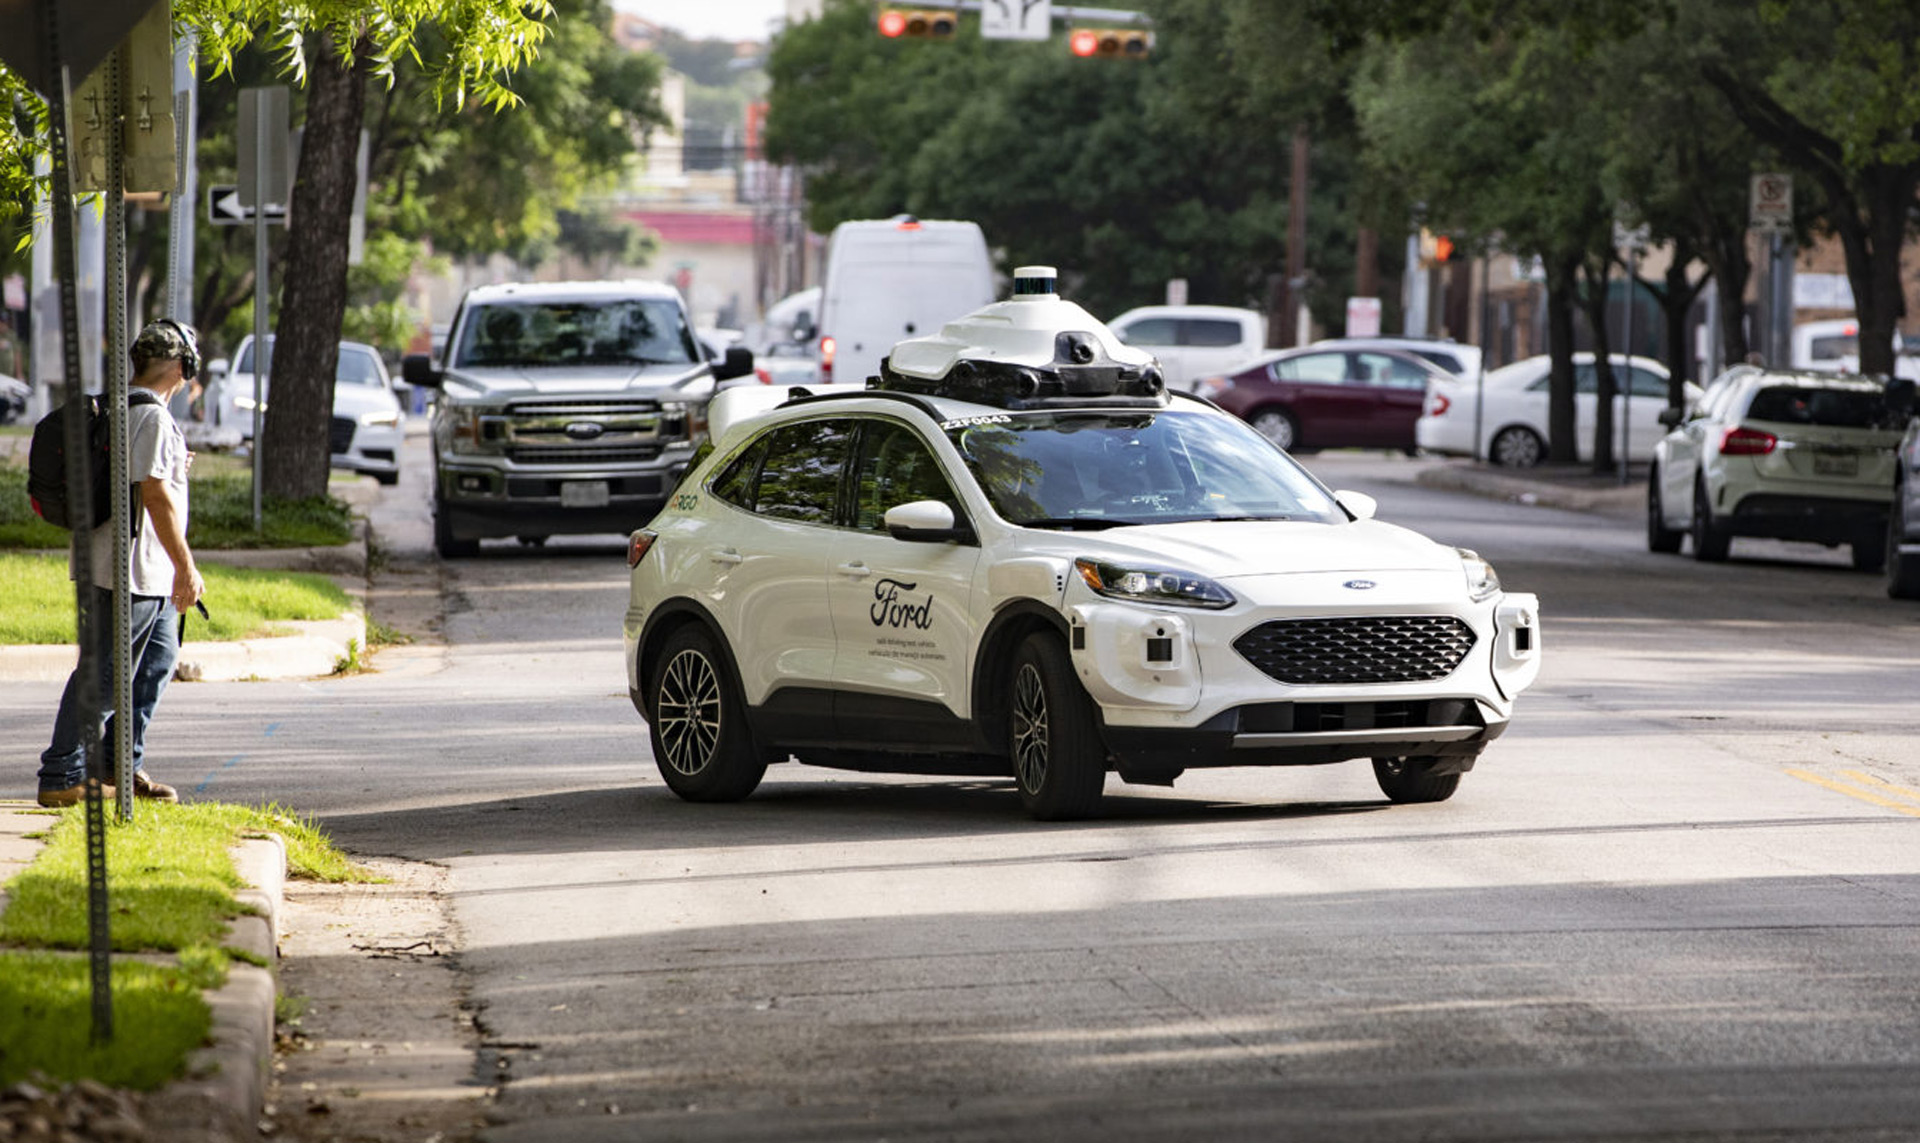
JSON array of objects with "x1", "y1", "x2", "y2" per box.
[
  {"x1": 1813, "y1": 452, "x2": 1857, "y2": 477},
  {"x1": 561, "y1": 481, "x2": 611, "y2": 508}
]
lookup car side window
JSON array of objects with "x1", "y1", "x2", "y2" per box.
[
  {"x1": 1361, "y1": 352, "x2": 1430, "y2": 390},
  {"x1": 850, "y1": 422, "x2": 961, "y2": 532},
  {"x1": 710, "y1": 437, "x2": 769, "y2": 511},
  {"x1": 754, "y1": 419, "x2": 853, "y2": 524},
  {"x1": 1627, "y1": 367, "x2": 1668, "y2": 399},
  {"x1": 1117, "y1": 318, "x2": 1178, "y2": 347},
  {"x1": 1271, "y1": 352, "x2": 1348, "y2": 384},
  {"x1": 1182, "y1": 319, "x2": 1245, "y2": 348}
]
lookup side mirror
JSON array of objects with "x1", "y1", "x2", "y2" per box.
[
  {"x1": 713, "y1": 346, "x2": 755, "y2": 383},
  {"x1": 1333, "y1": 490, "x2": 1377, "y2": 521},
  {"x1": 884, "y1": 499, "x2": 972, "y2": 543},
  {"x1": 1657, "y1": 406, "x2": 1684, "y2": 428},
  {"x1": 402, "y1": 353, "x2": 443, "y2": 388}
]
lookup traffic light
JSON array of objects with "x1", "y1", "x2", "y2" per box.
[
  {"x1": 877, "y1": 7, "x2": 957, "y2": 39},
  {"x1": 1068, "y1": 28, "x2": 1152, "y2": 58},
  {"x1": 1418, "y1": 228, "x2": 1455, "y2": 268}
]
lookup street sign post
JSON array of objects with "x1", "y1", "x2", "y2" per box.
[
  {"x1": 981, "y1": 0, "x2": 1051, "y2": 39},
  {"x1": 1749, "y1": 172, "x2": 1792, "y2": 233}
]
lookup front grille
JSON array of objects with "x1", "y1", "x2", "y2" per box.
[
  {"x1": 328, "y1": 416, "x2": 356, "y2": 453},
  {"x1": 1234, "y1": 616, "x2": 1476, "y2": 685},
  {"x1": 495, "y1": 395, "x2": 684, "y2": 466},
  {"x1": 507, "y1": 444, "x2": 665, "y2": 466}
]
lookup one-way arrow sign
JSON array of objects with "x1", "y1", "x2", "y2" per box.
[{"x1": 207, "y1": 184, "x2": 287, "y2": 226}]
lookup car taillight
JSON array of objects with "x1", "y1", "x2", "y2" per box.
[
  {"x1": 626, "y1": 529, "x2": 657, "y2": 569},
  {"x1": 819, "y1": 336, "x2": 836, "y2": 381},
  {"x1": 754, "y1": 366, "x2": 771, "y2": 384},
  {"x1": 1426, "y1": 391, "x2": 1451, "y2": 417},
  {"x1": 1721, "y1": 426, "x2": 1778, "y2": 456}
]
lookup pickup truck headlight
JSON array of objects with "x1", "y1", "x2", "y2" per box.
[
  {"x1": 1458, "y1": 547, "x2": 1501, "y2": 602},
  {"x1": 1075, "y1": 557, "x2": 1236, "y2": 610},
  {"x1": 444, "y1": 406, "x2": 503, "y2": 455}
]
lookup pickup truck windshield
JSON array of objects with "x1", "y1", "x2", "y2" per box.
[{"x1": 452, "y1": 299, "x2": 701, "y2": 368}]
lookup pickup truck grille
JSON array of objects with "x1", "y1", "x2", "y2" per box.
[
  {"x1": 494, "y1": 396, "x2": 688, "y2": 466},
  {"x1": 1233, "y1": 616, "x2": 1476, "y2": 685}
]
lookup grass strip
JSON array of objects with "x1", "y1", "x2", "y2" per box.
[
  {"x1": 0, "y1": 552, "x2": 352, "y2": 644},
  {"x1": 0, "y1": 802, "x2": 374, "y2": 1088},
  {"x1": 0, "y1": 460, "x2": 353, "y2": 550}
]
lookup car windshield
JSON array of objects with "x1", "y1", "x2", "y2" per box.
[
  {"x1": 948, "y1": 408, "x2": 1347, "y2": 528},
  {"x1": 1745, "y1": 384, "x2": 1885, "y2": 428},
  {"x1": 452, "y1": 299, "x2": 701, "y2": 368},
  {"x1": 336, "y1": 348, "x2": 386, "y2": 387}
]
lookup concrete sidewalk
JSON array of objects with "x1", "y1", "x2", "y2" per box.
[{"x1": 1411, "y1": 458, "x2": 1647, "y2": 519}]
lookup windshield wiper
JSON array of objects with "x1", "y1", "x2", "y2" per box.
[{"x1": 1014, "y1": 516, "x2": 1128, "y2": 531}]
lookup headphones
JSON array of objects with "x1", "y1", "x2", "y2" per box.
[{"x1": 155, "y1": 318, "x2": 202, "y2": 381}]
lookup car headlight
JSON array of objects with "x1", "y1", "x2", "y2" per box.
[
  {"x1": 445, "y1": 406, "x2": 502, "y2": 455},
  {"x1": 235, "y1": 395, "x2": 263, "y2": 412},
  {"x1": 1457, "y1": 547, "x2": 1501, "y2": 602},
  {"x1": 1075, "y1": 557, "x2": 1236, "y2": 610},
  {"x1": 358, "y1": 410, "x2": 401, "y2": 427}
]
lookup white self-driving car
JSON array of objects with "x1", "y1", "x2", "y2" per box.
[{"x1": 623, "y1": 268, "x2": 1542, "y2": 820}]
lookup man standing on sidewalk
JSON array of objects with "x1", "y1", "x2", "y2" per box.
[{"x1": 36, "y1": 320, "x2": 206, "y2": 808}]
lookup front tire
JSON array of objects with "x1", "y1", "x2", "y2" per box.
[
  {"x1": 1373, "y1": 757, "x2": 1460, "y2": 804},
  {"x1": 647, "y1": 625, "x2": 766, "y2": 802},
  {"x1": 1888, "y1": 492, "x2": 1920, "y2": 599},
  {"x1": 1249, "y1": 408, "x2": 1299, "y2": 452},
  {"x1": 1488, "y1": 426, "x2": 1545, "y2": 468},
  {"x1": 1690, "y1": 479, "x2": 1730, "y2": 562},
  {"x1": 433, "y1": 485, "x2": 480, "y2": 558},
  {"x1": 1009, "y1": 632, "x2": 1107, "y2": 820},
  {"x1": 1647, "y1": 468, "x2": 1683, "y2": 554}
]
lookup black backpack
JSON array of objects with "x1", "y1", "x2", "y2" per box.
[{"x1": 26, "y1": 389, "x2": 166, "y2": 532}]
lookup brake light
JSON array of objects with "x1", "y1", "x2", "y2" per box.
[
  {"x1": 819, "y1": 335, "x2": 836, "y2": 381},
  {"x1": 626, "y1": 529, "x2": 658, "y2": 569},
  {"x1": 1721, "y1": 426, "x2": 1778, "y2": 456},
  {"x1": 755, "y1": 366, "x2": 771, "y2": 384},
  {"x1": 1426, "y1": 391, "x2": 1451, "y2": 417}
]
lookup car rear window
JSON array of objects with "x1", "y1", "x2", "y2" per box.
[
  {"x1": 1182, "y1": 319, "x2": 1246, "y2": 348},
  {"x1": 1745, "y1": 385, "x2": 1883, "y2": 428}
]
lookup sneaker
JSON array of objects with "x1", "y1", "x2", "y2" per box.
[
  {"x1": 132, "y1": 771, "x2": 179, "y2": 803},
  {"x1": 37, "y1": 780, "x2": 115, "y2": 808}
]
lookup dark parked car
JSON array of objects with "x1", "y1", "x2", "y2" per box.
[
  {"x1": 1, "y1": 372, "x2": 28, "y2": 425},
  {"x1": 1193, "y1": 346, "x2": 1455, "y2": 453}
]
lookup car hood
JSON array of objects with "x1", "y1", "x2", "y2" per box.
[
  {"x1": 1065, "y1": 518, "x2": 1463, "y2": 577},
  {"x1": 441, "y1": 362, "x2": 712, "y2": 399},
  {"x1": 330, "y1": 384, "x2": 400, "y2": 417}
]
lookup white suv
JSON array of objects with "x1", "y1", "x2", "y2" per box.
[
  {"x1": 624, "y1": 270, "x2": 1542, "y2": 820},
  {"x1": 1649, "y1": 369, "x2": 1904, "y2": 568}
]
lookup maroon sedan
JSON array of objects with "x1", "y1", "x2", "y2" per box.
[{"x1": 1193, "y1": 346, "x2": 1454, "y2": 453}]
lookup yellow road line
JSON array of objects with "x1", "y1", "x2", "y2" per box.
[
  {"x1": 1840, "y1": 770, "x2": 1920, "y2": 808},
  {"x1": 1785, "y1": 769, "x2": 1920, "y2": 818}
]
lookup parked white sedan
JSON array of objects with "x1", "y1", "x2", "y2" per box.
[
  {"x1": 207, "y1": 337, "x2": 405, "y2": 484},
  {"x1": 1417, "y1": 353, "x2": 1687, "y2": 467},
  {"x1": 1648, "y1": 369, "x2": 1902, "y2": 569}
]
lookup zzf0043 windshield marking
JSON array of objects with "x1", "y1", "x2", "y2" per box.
[{"x1": 940, "y1": 413, "x2": 1012, "y2": 430}]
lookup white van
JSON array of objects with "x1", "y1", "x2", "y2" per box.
[
  {"x1": 1106, "y1": 304, "x2": 1267, "y2": 393},
  {"x1": 816, "y1": 216, "x2": 995, "y2": 385}
]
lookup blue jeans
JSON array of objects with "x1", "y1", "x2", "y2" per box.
[{"x1": 39, "y1": 588, "x2": 179, "y2": 793}]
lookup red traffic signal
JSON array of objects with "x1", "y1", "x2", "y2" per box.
[
  {"x1": 877, "y1": 7, "x2": 956, "y2": 39},
  {"x1": 1068, "y1": 27, "x2": 1151, "y2": 58}
]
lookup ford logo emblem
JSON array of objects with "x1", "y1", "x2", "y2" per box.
[
  {"x1": 564, "y1": 421, "x2": 606, "y2": 440},
  {"x1": 1343, "y1": 579, "x2": 1377, "y2": 590}
]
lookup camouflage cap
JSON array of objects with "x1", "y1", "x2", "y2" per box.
[{"x1": 131, "y1": 319, "x2": 201, "y2": 376}]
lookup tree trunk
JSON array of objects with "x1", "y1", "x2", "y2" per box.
[
  {"x1": 1545, "y1": 255, "x2": 1580, "y2": 464},
  {"x1": 1836, "y1": 164, "x2": 1919, "y2": 378},
  {"x1": 1657, "y1": 247, "x2": 1701, "y2": 398},
  {"x1": 1580, "y1": 256, "x2": 1618, "y2": 476},
  {"x1": 262, "y1": 38, "x2": 368, "y2": 501}
]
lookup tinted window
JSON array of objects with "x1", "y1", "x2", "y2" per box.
[
  {"x1": 1808, "y1": 334, "x2": 1856, "y2": 363},
  {"x1": 710, "y1": 438, "x2": 767, "y2": 510},
  {"x1": 1360, "y1": 352, "x2": 1433, "y2": 390},
  {"x1": 755, "y1": 420, "x2": 852, "y2": 523},
  {"x1": 851, "y1": 422, "x2": 960, "y2": 532},
  {"x1": 453, "y1": 298, "x2": 700, "y2": 368},
  {"x1": 1412, "y1": 349, "x2": 1465, "y2": 375},
  {"x1": 1745, "y1": 385, "x2": 1884, "y2": 428},
  {"x1": 1182, "y1": 319, "x2": 1245, "y2": 348},
  {"x1": 1626, "y1": 367, "x2": 1668, "y2": 398},
  {"x1": 336, "y1": 348, "x2": 385, "y2": 387},
  {"x1": 949, "y1": 409, "x2": 1345, "y2": 528},
  {"x1": 1117, "y1": 318, "x2": 1178, "y2": 347},
  {"x1": 1271, "y1": 352, "x2": 1348, "y2": 384}
]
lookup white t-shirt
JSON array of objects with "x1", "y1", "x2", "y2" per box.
[{"x1": 81, "y1": 395, "x2": 190, "y2": 596}]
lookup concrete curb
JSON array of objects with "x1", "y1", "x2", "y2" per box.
[{"x1": 1412, "y1": 462, "x2": 1646, "y2": 519}]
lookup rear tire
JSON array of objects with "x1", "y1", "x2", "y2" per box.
[
  {"x1": 1009, "y1": 632, "x2": 1107, "y2": 820},
  {"x1": 647, "y1": 625, "x2": 767, "y2": 802},
  {"x1": 1249, "y1": 408, "x2": 1299, "y2": 452},
  {"x1": 1690, "y1": 479, "x2": 1729, "y2": 562},
  {"x1": 1888, "y1": 492, "x2": 1920, "y2": 599},
  {"x1": 1373, "y1": 757, "x2": 1460, "y2": 804},
  {"x1": 1488, "y1": 426, "x2": 1544, "y2": 468},
  {"x1": 1646, "y1": 469, "x2": 1683, "y2": 554}
]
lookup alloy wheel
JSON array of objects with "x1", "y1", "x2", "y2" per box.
[
  {"x1": 1012, "y1": 662, "x2": 1050, "y2": 793},
  {"x1": 657, "y1": 648, "x2": 722, "y2": 776}
]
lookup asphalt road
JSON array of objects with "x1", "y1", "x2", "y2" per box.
[{"x1": 5, "y1": 444, "x2": 1918, "y2": 1142}]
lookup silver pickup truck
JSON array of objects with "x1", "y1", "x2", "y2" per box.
[{"x1": 403, "y1": 279, "x2": 752, "y2": 557}]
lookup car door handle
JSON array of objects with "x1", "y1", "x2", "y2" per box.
[
  {"x1": 711, "y1": 548, "x2": 743, "y2": 566},
  {"x1": 836, "y1": 561, "x2": 872, "y2": 579}
]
